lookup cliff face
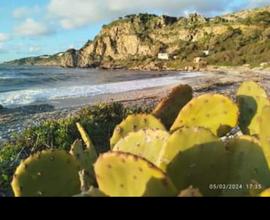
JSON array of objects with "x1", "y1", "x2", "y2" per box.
[
  {"x1": 4, "y1": 6, "x2": 270, "y2": 69},
  {"x1": 76, "y1": 14, "x2": 209, "y2": 68}
]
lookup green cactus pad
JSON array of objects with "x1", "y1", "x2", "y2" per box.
[
  {"x1": 158, "y1": 126, "x2": 228, "y2": 196},
  {"x1": 170, "y1": 94, "x2": 238, "y2": 137},
  {"x1": 70, "y1": 139, "x2": 96, "y2": 186},
  {"x1": 113, "y1": 129, "x2": 169, "y2": 166},
  {"x1": 76, "y1": 122, "x2": 97, "y2": 159},
  {"x1": 94, "y1": 152, "x2": 177, "y2": 197},
  {"x1": 260, "y1": 188, "x2": 270, "y2": 197},
  {"x1": 11, "y1": 150, "x2": 81, "y2": 197},
  {"x1": 110, "y1": 114, "x2": 166, "y2": 148},
  {"x1": 259, "y1": 105, "x2": 270, "y2": 169},
  {"x1": 237, "y1": 81, "x2": 270, "y2": 135},
  {"x1": 223, "y1": 136, "x2": 270, "y2": 196},
  {"x1": 152, "y1": 85, "x2": 193, "y2": 129}
]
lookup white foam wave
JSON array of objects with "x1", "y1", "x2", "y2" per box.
[{"x1": 0, "y1": 72, "x2": 203, "y2": 107}]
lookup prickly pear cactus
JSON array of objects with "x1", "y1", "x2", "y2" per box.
[
  {"x1": 70, "y1": 139, "x2": 96, "y2": 186},
  {"x1": 110, "y1": 114, "x2": 166, "y2": 148},
  {"x1": 94, "y1": 152, "x2": 177, "y2": 197},
  {"x1": 158, "y1": 126, "x2": 228, "y2": 196},
  {"x1": 237, "y1": 81, "x2": 270, "y2": 135},
  {"x1": 260, "y1": 188, "x2": 270, "y2": 197},
  {"x1": 259, "y1": 105, "x2": 270, "y2": 169},
  {"x1": 113, "y1": 129, "x2": 169, "y2": 166},
  {"x1": 76, "y1": 122, "x2": 97, "y2": 159},
  {"x1": 223, "y1": 136, "x2": 270, "y2": 196},
  {"x1": 152, "y1": 85, "x2": 193, "y2": 129},
  {"x1": 11, "y1": 150, "x2": 81, "y2": 197},
  {"x1": 170, "y1": 94, "x2": 239, "y2": 137}
]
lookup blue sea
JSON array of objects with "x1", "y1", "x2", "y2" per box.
[{"x1": 0, "y1": 66, "x2": 203, "y2": 108}]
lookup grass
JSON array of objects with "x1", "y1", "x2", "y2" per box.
[{"x1": 0, "y1": 102, "x2": 152, "y2": 197}]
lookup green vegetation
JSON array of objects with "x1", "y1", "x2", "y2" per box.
[
  {"x1": 0, "y1": 103, "x2": 151, "y2": 196},
  {"x1": 6, "y1": 81, "x2": 270, "y2": 197},
  {"x1": 243, "y1": 11, "x2": 270, "y2": 25}
]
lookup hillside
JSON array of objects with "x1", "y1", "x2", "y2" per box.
[{"x1": 4, "y1": 5, "x2": 270, "y2": 70}]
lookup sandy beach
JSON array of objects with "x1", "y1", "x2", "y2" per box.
[{"x1": 1, "y1": 67, "x2": 270, "y2": 144}]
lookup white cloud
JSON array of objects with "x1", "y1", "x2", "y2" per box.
[
  {"x1": 15, "y1": 18, "x2": 53, "y2": 37},
  {"x1": 247, "y1": 0, "x2": 270, "y2": 8},
  {"x1": 48, "y1": 0, "x2": 105, "y2": 29},
  {"x1": 0, "y1": 33, "x2": 9, "y2": 42},
  {"x1": 47, "y1": 0, "x2": 270, "y2": 29},
  {"x1": 29, "y1": 46, "x2": 42, "y2": 53},
  {"x1": 13, "y1": 6, "x2": 41, "y2": 19}
]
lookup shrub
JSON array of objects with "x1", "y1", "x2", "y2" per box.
[{"x1": 0, "y1": 103, "x2": 151, "y2": 196}]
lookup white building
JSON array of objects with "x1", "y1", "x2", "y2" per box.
[
  {"x1": 158, "y1": 53, "x2": 169, "y2": 60},
  {"x1": 203, "y1": 50, "x2": 210, "y2": 56},
  {"x1": 39, "y1": 55, "x2": 50, "y2": 59}
]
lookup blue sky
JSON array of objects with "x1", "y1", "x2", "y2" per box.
[{"x1": 0, "y1": 0, "x2": 269, "y2": 63}]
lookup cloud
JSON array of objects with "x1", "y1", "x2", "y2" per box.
[
  {"x1": 0, "y1": 33, "x2": 9, "y2": 42},
  {"x1": 13, "y1": 6, "x2": 41, "y2": 19},
  {"x1": 246, "y1": 0, "x2": 270, "y2": 8},
  {"x1": 29, "y1": 45, "x2": 42, "y2": 53},
  {"x1": 47, "y1": 0, "x2": 270, "y2": 29},
  {"x1": 47, "y1": 0, "x2": 105, "y2": 29},
  {"x1": 15, "y1": 18, "x2": 53, "y2": 37}
]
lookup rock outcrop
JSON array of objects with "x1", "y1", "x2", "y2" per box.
[{"x1": 4, "y1": 6, "x2": 270, "y2": 70}]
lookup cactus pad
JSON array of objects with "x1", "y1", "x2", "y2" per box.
[
  {"x1": 113, "y1": 129, "x2": 169, "y2": 166},
  {"x1": 170, "y1": 94, "x2": 238, "y2": 137},
  {"x1": 224, "y1": 136, "x2": 270, "y2": 196},
  {"x1": 259, "y1": 106, "x2": 270, "y2": 169},
  {"x1": 260, "y1": 188, "x2": 270, "y2": 197},
  {"x1": 152, "y1": 85, "x2": 193, "y2": 129},
  {"x1": 70, "y1": 139, "x2": 96, "y2": 186},
  {"x1": 158, "y1": 126, "x2": 228, "y2": 196},
  {"x1": 76, "y1": 122, "x2": 97, "y2": 159},
  {"x1": 237, "y1": 81, "x2": 270, "y2": 135},
  {"x1": 11, "y1": 150, "x2": 81, "y2": 197},
  {"x1": 94, "y1": 152, "x2": 177, "y2": 197},
  {"x1": 110, "y1": 114, "x2": 166, "y2": 148}
]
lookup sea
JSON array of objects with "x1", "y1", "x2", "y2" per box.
[{"x1": 0, "y1": 66, "x2": 203, "y2": 108}]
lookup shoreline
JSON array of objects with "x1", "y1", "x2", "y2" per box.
[{"x1": 1, "y1": 67, "x2": 270, "y2": 144}]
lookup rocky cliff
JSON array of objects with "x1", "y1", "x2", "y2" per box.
[{"x1": 4, "y1": 6, "x2": 270, "y2": 70}]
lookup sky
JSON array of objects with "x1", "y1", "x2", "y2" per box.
[{"x1": 0, "y1": 0, "x2": 269, "y2": 63}]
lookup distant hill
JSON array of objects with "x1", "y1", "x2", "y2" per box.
[{"x1": 4, "y1": 5, "x2": 270, "y2": 70}]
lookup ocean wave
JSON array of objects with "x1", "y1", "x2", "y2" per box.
[{"x1": 0, "y1": 72, "x2": 203, "y2": 107}]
